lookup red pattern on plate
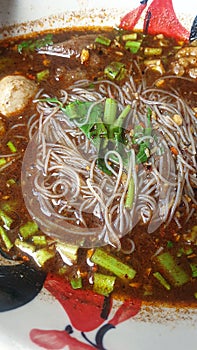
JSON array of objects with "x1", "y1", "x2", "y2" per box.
[
  {"x1": 120, "y1": 0, "x2": 190, "y2": 41},
  {"x1": 44, "y1": 273, "x2": 108, "y2": 332},
  {"x1": 29, "y1": 273, "x2": 141, "y2": 349},
  {"x1": 30, "y1": 329, "x2": 94, "y2": 350},
  {"x1": 119, "y1": 2, "x2": 148, "y2": 30}
]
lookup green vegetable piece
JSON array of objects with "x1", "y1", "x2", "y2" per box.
[
  {"x1": 153, "y1": 271, "x2": 171, "y2": 290},
  {"x1": 194, "y1": 292, "x2": 197, "y2": 299},
  {"x1": 93, "y1": 272, "x2": 116, "y2": 296},
  {"x1": 70, "y1": 276, "x2": 83, "y2": 289},
  {"x1": 125, "y1": 40, "x2": 141, "y2": 54},
  {"x1": 114, "y1": 105, "x2": 131, "y2": 128},
  {"x1": 32, "y1": 235, "x2": 47, "y2": 246},
  {"x1": 177, "y1": 246, "x2": 193, "y2": 257},
  {"x1": 136, "y1": 142, "x2": 149, "y2": 164},
  {"x1": 7, "y1": 140, "x2": 17, "y2": 153},
  {"x1": 18, "y1": 33, "x2": 53, "y2": 53},
  {"x1": 6, "y1": 178, "x2": 16, "y2": 186},
  {"x1": 0, "y1": 158, "x2": 6, "y2": 166},
  {"x1": 55, "y1": 242, "x2": 78, "y2": 265},
  {"x1": 0, "y1": 226, "x2": 13, "y2": 250},
  {"x1": 0, "y1": 209, "x2": 13, "y2": 229},
  {"x1": 96, "y1": 157, "x2": 112, "y2": 175},
  {"x1": 91, "y1": 248, "x2": 136, "y2": 280},
  {"x1": 15, "y1": 238, "x2": 36, "y2": 254},
  {"x1": 167, "y1": 241, "x2": 173, "y2": 248},
  {"x1": 154, "y1": 251, "x2": 191, "y2": 287},
  {"x1": 36, "y1": 69, "x2": 49, "y2": 82},
  {"x1": 0, "y1": 200, "x2": 17, "y2": 213},
  {"x1": 144, "y1": 47, "x2": 162, "y2": 56},
  {"x1": 122, "y1": 33, "x2": 138, "y2": 41},
  {"x1": 19, "y1": 221, "x2": 39, "y2": 239},
  {"x1": 125, "y1": 176, "x2": 135, "y2": 209},
  {"x1": 104, "y1": 61, "x2": 126, "y2": 81},
  {"x1": 33, "y1": 248, "x2": 55, "y2": 267},
  {"x1": 38, "y1": 97, "x2": 63, "y2": 108},
  {"x1": 190, "y1": 261, "x2": 197, "y2": 278},
  {"x1": 103, "y1": 98, "x2": 118, "y2": 126},
  {"x1": 95, "y1": 35, "x2": 111, "y2": 46},
  {"x1": 58, "y1": 266, "x2": 68, "y2": 275}
]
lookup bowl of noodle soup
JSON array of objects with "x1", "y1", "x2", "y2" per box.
[{"x1": 0, "y1": 1, "x2": 197, "y2": 349}]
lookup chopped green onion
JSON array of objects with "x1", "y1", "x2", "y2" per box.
[
  {"x1": 91, "y1": 248, "x2": 136, "y2": 280},
  {"x1": 0, "y1": 200, "x2": 17, "y2": 213},
  {"x1": 7, "y1": 141, "x2": 17, "y2": 153},
  {"x1": 125, "y1": 40, "x2": 141, "y2": 54},
  {"x1": 95, "y1": 35, "x2": 111, "y2": 46},
  {"x1": 0, "y1": 209, "x2": 13, "y2": 229},
  {"x1": 15, "y1": 238, "x2": 36, "y2": 254},
  {"x1": 122, "y1": 33, "x2": 138, "y2": 41},
  {"x1": 33, "y1": 248, "x2": 55, "y2": 267},
  {"x1": 125, "y1": 176, "x2": 135, "y2": 209},
  {"x1": 18, "y1": 33, "x2": 53, "y2": 54},
  {"x1": 0, "y1": 158, "x2": 6, "y2": 166},
  {"x1": 36, "y1": 69, "x2": 49, "y2": 82},
  {"x1": 0, "y1": 226, "x2": 13, "y2": 250},
  {"x1": 19, "y1": 221, "x2": 39, "y2": 239},
  {"x1": 58, "y1": 266, "x2": 68, "y2": 275},
  {"x1": 104, "y1": 61, "x2": 126, "y2": 81},
  {"x1": 70, "y1": 276, "x2": 83, "y2": 289},
  {"x1": 32, "y1": 235, "x2": 47, "y2": 246},
  {"x1": 55, "y1": 242, "x2": 78, "y2": 265},
  {"x1": 190, "y1": 261, "x2": 197, "y2": 278},
  {"x1": 177, "y1": 246, "x2": 193, "y2": 257},
  {"x1": 93, "y1": 273, "x2": 116, "y2": 296},
  {"x1": 153, "y1": 271, "x2": 171, "y2": 290},
  {"x1": 154, "y1": 251, "x2": 191, "y2": 287},
  {"x1": 144, "y1": 47, "x2": 163, "y2": 56},
  {"x1": 6, "y1": 178, "x2": 16, "y2": 186}
]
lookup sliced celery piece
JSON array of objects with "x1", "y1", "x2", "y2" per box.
[
  {"x1": 144, "y1": 47, "x2": 162, "y2": 56},
  {"x1": 70, "y1": 276, "x2": 83, "y2": 289},
  {"x1": 154, "y1": 251, "x2": 190, "y2": 287},
  {"x1": 93, "y1": 272, "x2": 116, "y2": 296},
  {"x1": 153, "y1": 272, "x2": 171, "y2": 290},
  {"x1": 32, "y1": 235, "x2": 47, "y2": 246},
  {"x1": 125, "y1": 40, "x2": 141, "y2": 54},
  {"x1": 122, "y1": 33, "x2": 138, "y2": 41},
  {"x1": 95, "y1": 35, "x2": 111, "y2": 46},
  {"x1": 33, "y1": 248, "x2": 55, "y2": 267},
  {"x1": 91, "y1": 248, "x2": 136, "y2": 280},
  {"x1": 190, "y1": 261, "x2": 197, "y2": 278},
  {"x1": 36, "y1": 69, "x2": 49, "y2": 82},
  {"x1": 55, "y1": 242, "x2": 78, "y2": 266},
  {"x1": 15, "y1": 238, "x2": 36, "y2": 255},
  {"x1": 0, "y1": 226, "x2": 13, "y2": 250},
  {"x1": 7, "y1": 141, "x2": 17, "y2": 153},
  {"x1": 19, "y1": 221, "x2": 39, "y2": 239},
  {"x1": 0, "y1": 209, "x2": 13, "y2": 229}
]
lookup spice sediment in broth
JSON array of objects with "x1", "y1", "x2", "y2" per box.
[{"x1": 0, "y1": 27, "x2": 196, "y2": 305}]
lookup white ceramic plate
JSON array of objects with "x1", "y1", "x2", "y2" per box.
[{"x1": 0, "y1": 1, "x2": 196, "y2": 349}]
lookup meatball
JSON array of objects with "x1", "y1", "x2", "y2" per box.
[{"x1": 0, "y1": 75, "x2": 38, "y2": 117}]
